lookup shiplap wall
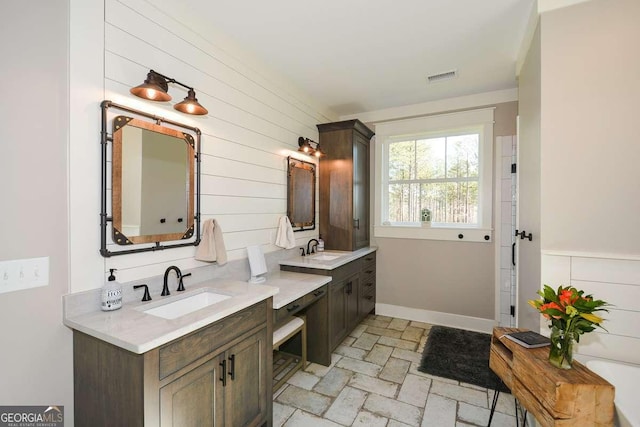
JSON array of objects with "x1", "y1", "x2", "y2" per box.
[
  {"x1": 71, "y1": 0, "x2": 337, "y2": 289},
  {"x1": 541, "y1": 252, "x2": 640, "y2": 365}
]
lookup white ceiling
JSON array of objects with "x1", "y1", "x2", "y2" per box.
[{"x1": 180, "y1": 1, "x2": 536, "y2": 116}]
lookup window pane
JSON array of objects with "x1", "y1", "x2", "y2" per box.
[
  {"x1": 412, "y1": 181, "x2": 478, "y2": 224},
  {"x1": 419, "y1": 182, "x2": 448, "y2": 223},
  {"x1": 416, "y1": 137, "x2": 445, "y2": 179},
  {"x1": 388, "y1": 182, "x2": 421, "y2": 222},
  {"x1": 443, "y1": 181, "x2": 478, "y2": 224},
  {"x1": 446, "y1": 134, "x2": 479, "y2": 178},
  {"x1": 388, "y1": 140, "x2": 415, "y2": 180}
]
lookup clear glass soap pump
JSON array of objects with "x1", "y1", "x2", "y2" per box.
[{"x1": 101, "y1": 268, "x2": 122, "y2": 311}]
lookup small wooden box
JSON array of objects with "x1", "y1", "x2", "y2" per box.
[{"x1": 490, "y1": 327, "x2": 614, "y2": 427}]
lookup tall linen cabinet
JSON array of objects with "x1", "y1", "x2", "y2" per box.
[{"x1": 317, "y1": 119, "x2": 374, "y2": 251}]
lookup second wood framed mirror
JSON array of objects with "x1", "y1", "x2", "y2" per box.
[{"x1": 287, "y1": 157, "x2": 316, "y2": 231}]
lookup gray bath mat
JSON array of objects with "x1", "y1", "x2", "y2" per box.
[{"x1": 418, "y1": 325, "x2": 509, "y2": 392}]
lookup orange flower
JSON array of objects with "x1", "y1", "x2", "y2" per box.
[
  {"x1": 540, "y1": 301, "x2": 564, "y2": 319},
  {"x1": 559, "y1": 289, "x2": 577, "y2": 306}
]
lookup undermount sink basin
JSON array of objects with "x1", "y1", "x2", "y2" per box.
[
  {"x1": 142, "y1": 290, "x2": 231, "y2": 320},
  {"x1": 308, "y1": 252, "x2": 345, "y2": 262}
]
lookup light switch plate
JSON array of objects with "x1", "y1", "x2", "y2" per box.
[{"x1": 0, "y1": 257, "x2": 49, "y2": 294}]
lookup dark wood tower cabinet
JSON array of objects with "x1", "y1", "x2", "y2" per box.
[{"x1": 317, "y1": 119, "x2": 375, "y2": 251}]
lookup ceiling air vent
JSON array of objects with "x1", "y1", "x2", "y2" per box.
[{"x1": 426, "y1": 69, "x2": 457, "y2": 83}]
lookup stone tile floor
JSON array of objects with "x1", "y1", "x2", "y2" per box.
[{"x1": 273, "y1": 314, "x2": 520, "y2": 427}]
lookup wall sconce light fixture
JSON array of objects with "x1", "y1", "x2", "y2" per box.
[
  {"x1": 130, "y1": 70, "x2": 209, "y2": 116},
  {"x1": 298, "y1": 137, "x2": 324, "y2": 158}
]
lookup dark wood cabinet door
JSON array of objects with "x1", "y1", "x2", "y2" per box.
[
  {"x1": 353, "y1": 134, "x2": 369, "y2": 249},
  {"x1": 329, "y1": 279, "x2": 348, "y2": 350},
  {"x1": 345, "y1": 273, "x2": 360, "y2": 330},
  {"x1": 225, "y1": 329, "x2": 269, "y2": 427},
  {"x1": 160, "y1": 356, "x2": 224, "y2": 427}
]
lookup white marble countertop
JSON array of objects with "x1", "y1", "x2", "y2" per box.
[
  {"x1": 278, "y1": 246, "x2": 377, "y2": 270},
  {"x1": 63, "y1": 270, "x2": 334, "y2": 354},
  {"x1": 260, "y1": 270, "x2": 332, "y2": 309},
  {"x1": 63, "y1": 279, "x2": 278, "y2": 354}
]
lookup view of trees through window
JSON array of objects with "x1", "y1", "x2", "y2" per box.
[{"x1": 388, "y1": 133, "x2": 479, "y2": 224}]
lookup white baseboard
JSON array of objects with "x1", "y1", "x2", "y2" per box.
[{"x1": 375, "y1": 303, "x2": 496, "y2": 334}]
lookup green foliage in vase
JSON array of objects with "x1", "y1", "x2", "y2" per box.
[{"x1": 528, "y1": 285, "x2": 610, "y2": 342}]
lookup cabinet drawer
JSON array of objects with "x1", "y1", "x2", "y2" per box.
[
  {"x1": 274, "y1": 285, "x2": 328, "y2": 326},
  {"x1": 360, "y1": 278, "x2": 375, "y2": 296},
  {"x1": 330, "y1": 259, "x2": 362, "y2": 282},
  {"x1": 159, "y1": 300, "x2": 267, "y2": 379},
  {"x1": 274, "y1": 296, "x2": 305, "y2": 324},
  {"x1": 361, "y1": 268, "x2": 375, "y2": 287},
  {"x1": 303, "y1": 285, "x2": 327, "y2": 306},
  {"x1": 362, "y1": 252, "x2": 376, "y2": 269},
  {"x1": 361, "y1": 264, "x2": 376, "y2": 277},
  {"x1": 359, "y1": 290, "x2": 375, "y2": 315}
]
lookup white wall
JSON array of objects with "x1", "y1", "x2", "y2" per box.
[
  {"x1": 517, "y1": 21, "x2": 542, "y2": 331},
  {"x1": 540, "y1": 0, "x2": 640, "y2": 255},
  {"x1": 70, "y1": 0, "x2": 337, "y2": 291},
  {"x1": 543, "y1": 253, "x2": 640, "y2": 365},
  {"x1": 0, "y1": 1, "x2": 74, "y2": 422},
  {"x1": 537, "y1": 0, "x2": 640, "y2": 363}
]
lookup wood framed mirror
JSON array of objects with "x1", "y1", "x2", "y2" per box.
[
  {"x1": 287, "y1": 157, "x2": 316, "y2": 231},
  {"x1": 112, "y1": 116, "x2": 195, "y2": 244},
  {"x1": 100, "y1": 101, "x2": 201, "y2": 257}
]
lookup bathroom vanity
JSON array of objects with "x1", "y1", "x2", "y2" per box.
[
  {"x1": 279, "y1": 247, "x2": 377, "y2": 353},
  {"x1": 64, "y1": 280, "x2": 278, "y2": 427},
  {"x1": 64, "y1": 250, "x2": 375, "y2": 425}
]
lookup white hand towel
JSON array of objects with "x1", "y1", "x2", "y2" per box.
[
  {"x1": 195, "y1": 219, "x2": 228, "y2": 265},
  {"x1": 275, "y1": 216, "x2": 296, "y2": 249}
]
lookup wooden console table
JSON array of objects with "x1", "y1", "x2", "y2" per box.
[{"x1": 489, "y1": 327, "x2": 614, "y2": 427}]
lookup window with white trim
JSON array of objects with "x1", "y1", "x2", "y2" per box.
[{"x1": 374, "y1": 108, "x2": 494, "y2": 242}]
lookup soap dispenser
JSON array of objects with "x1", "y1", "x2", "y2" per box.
[
  {"x1": 101, "y1": 269, "x2": 122, "y2": 311},
  {"x1": 317, "y1": 235, "x2": 325, "y2": 252}
]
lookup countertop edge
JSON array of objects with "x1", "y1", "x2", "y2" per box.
[
  {"x1": 64, "y1": 282, "x2": 278, "y2": 354},
  {"x1": 265, "y1": 272, "x2": 332, "y2": 309},
  {"x1": 278, "y1": 246, "x2": 377, "y2": 270}
]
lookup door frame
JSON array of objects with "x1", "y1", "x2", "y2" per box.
[{"x1": 494, "y1": 132, "x2": 518, "y2": 327}]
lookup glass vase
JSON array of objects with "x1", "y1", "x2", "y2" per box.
[{"x1": 549, "y1": 326, "x2": 575, "y2": 369}]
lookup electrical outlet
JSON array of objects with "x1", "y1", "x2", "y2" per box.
[{"x1": 0, "y1": 257, "x2": 49, "y2": 294}]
